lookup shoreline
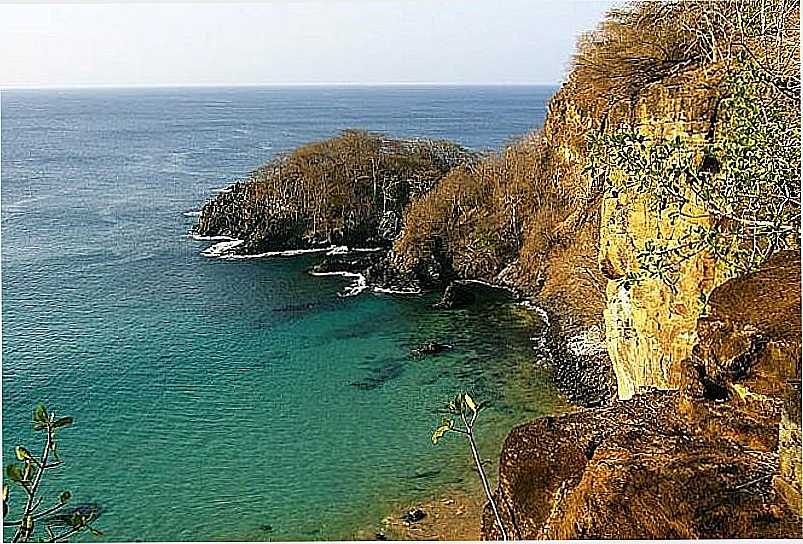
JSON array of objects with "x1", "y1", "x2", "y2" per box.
[
  {"x1": 375, "y1": 488, "x2": 485, "y2": 541},
  {"x1": 190, "y1": 233, "x2": 580, "y2": 541}
]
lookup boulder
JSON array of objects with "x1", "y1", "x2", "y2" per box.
[{"x1": 482, "y1": 392, "x2": 800, "y2": 539}]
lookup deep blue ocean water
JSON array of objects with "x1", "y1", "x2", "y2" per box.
[{"x1": 1, "y1": 86, "x2": 565, "y2": 541}]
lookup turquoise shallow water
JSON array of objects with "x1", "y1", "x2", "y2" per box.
[{"x1": 2, "y1": 86, "x2": 566, "y2": 541}]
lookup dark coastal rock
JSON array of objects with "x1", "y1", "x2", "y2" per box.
[
  {"x1": 433, "y1": 280, "x2": 517, "y2": 310},
  {"x1": 481, "y1": 391, "x2": 801, "y2": 540},
  {"x1": 364, "y1": 258, "x2": 422, "y2": 293},
  {"x1": 533, "y1": 307, "x2": 616, "y2": 408},
  {"x1": 401, "y1": 509, "x2": 426, "y2": 524},
  {"x1": 195, "y1": 182, "x2": 311, "y2": 254},
  {"x1": 547, "y1": 337, "x2": 616, "y2": 407},
  {"x1": 310, "y1": 251, "x2": 385, "y2": 275},
  {"x1": 433, "y1": 282, "x2": 475, "y2": 309}
]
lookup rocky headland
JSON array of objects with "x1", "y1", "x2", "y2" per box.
[{"x1": 195, "y1": 1, "x2": 801, "y2": 538}]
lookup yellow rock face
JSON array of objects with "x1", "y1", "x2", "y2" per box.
[{"x1": 597, "y1": 69, "x2": 726, "y2": 400}]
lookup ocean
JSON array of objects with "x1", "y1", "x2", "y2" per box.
[{"x1": 1, "y1": 86, "x2": 565, "y2": 541}]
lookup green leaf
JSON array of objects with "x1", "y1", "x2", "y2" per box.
[
  {"x1": 53, "y1": 417, "x2": 73, "y2": 430},
  {"x1": 431, "y1": 418, "x2": 454, "y2": 445},
  {"x1": 464, "y1": 393, "x2": 477, "y2": 413},
  {"x1": 34, "y1": 404, "x2": 48, "y2": 424},
  {"x1": 59, "y1": 490, "x2": 71, "y2": 504},
  {"x1": 431, "y1": 425, "x2": 451, "y2": 445},
  {"x1": 15, "y1": 445, "x2": 33, "y2": 462},
  {"x1": 6, "y1": 463, "x2": 23, "y2": 483}
]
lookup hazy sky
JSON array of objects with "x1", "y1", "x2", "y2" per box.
[{"x1": 1, "y1": 1, "x2": 618, "y2": 88}]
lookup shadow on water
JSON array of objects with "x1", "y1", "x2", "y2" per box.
[{"x1": 350, "y1": 358, "x2": 408, "y2": 391}]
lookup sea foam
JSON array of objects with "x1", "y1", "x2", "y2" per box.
[
  {"x1": 225, "y1": 246, "x2": 337, "y2": 259},
  {"x1": 309, "y1": 270, "x2": 368, "y2": 297},
  {"x1": 201, "y1": 239, "x2": 244, "y2": 257}
]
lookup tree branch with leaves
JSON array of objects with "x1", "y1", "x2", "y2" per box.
[
  {"x1": 587, "y1": 57, "x2": 800, "y2": 287},
  {"x1": 3, "y1": 404, "x2": 103, "y2": 543},
  {"x1": 432, "y1": 392, "x2": 508, "y2": 541}
]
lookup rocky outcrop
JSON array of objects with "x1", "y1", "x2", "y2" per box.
[
  {"x1": 776, "y1": 384, "x2": 802, "y2": 516},
  {"x1": 194, "y1": 132, "x2": 476, "y2": 257},
  {"x1": 433, "y1": 280, "x2": 517, "y2": 310},
  {"x1": 482, "y1": 251, "x2": 802, "y2": 539},
  {"x1": 685, "y1": 249, "x2": 802, "y2": 517},
  {"x1": 545, "y1": 323, "x2": 615, "y2": 407},
  {"x1": 482, "y1": 391, "x2": 800, "y2": 539},
  {"x1": 196, "y1": 182, "x2": 311, "y2": 254},
  {"x1": 309, "y1": 251, "x2": 385, "y2": 275},
  {"x1": 684, "y1": 250, "x2": 801, "y2": 401}
]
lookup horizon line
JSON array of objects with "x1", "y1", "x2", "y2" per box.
[{"x1": 1, "y1": 81, "x2": 561, "y2": 91}]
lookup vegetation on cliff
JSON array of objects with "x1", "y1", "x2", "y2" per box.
[
  {"x1": 395, "y1": 0, "x2": 800, "y2": 288},
  {"x1": 195, "y1": 130, "x2": 476, "y2": 254}
]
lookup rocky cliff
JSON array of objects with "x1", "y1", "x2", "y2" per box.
[
  {"x1": 477, "y1": 1, "x2": 801, "y2": 538},
  {"x1": 194, "y1": 131, "x2": 476, "y2": 256},
  {"x1": 599, "y1": 66, "x2": 725, "y2": 400},
  {"x1": 483, "y1": 251, "x2": 802, "y2": 539}
]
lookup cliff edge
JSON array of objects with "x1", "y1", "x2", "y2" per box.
[{"x1": 483, "y1": 251, "x2": 802, "y2": 538}]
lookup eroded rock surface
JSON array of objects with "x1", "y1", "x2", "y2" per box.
[
  {"x1": 482, "y1": 392, "x2": 800, "y2": 539},
  {"x1": 483, "y1": 251, "x2": 803, "y2": 539}
]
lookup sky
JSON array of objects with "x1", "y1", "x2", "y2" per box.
[{"x1": 1, "y1": 1, "x2": 618, "y2": 88}]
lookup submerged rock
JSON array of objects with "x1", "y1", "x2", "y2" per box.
[
  {"x1": 410, "y1": 342, "x2": 453, "y2": 358},
  {"x1": 350, "y1": 360, "x2": 407, "y2": 391},
  {"x1": 401, "y1": 508, "x2": 427, "y2": 524}
]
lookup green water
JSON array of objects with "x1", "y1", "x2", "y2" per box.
[{"x1": 2, "y1": 86, "x2": 566, "y2": 541}]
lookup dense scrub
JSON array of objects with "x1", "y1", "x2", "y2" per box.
[
  {"x1": 391, "y1": 0, "x2": 800, "y2": 291},
  {"x1": 195, "y1": 130, "x2": 476, "y2": 253},
  {"x1": 391, "y1": 135, "x2": 565, "y2": 282}
]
